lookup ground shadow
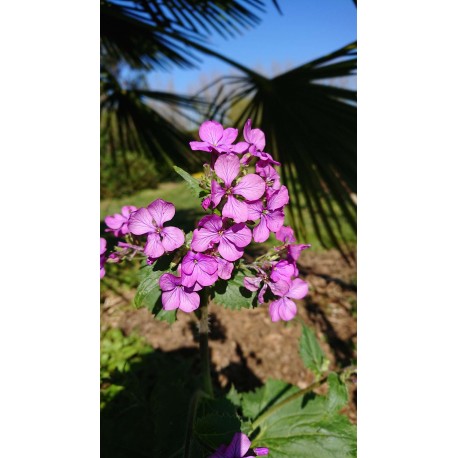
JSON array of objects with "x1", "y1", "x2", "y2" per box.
[{"x1": 101, "y1": 344, "x2": 262, "y2": 458}]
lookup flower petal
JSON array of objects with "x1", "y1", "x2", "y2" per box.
[
  {"x1": 287, "y1": 278, "x2": 309, "y2": 300},
  {"x1": 269, "y1": 279, "x2": 290, "y2": 297},
  {"x1": 233, "y1": 173, "x2": 265, "y2": 201},
  {"x1": 218, "y1": 237, "x2": 244, "y2": 261},
  {"x1": 105, "y1": 213, "x2": 125, "y2": 231},
  {"x1": 230, "y1": 141, "x2": 249, "y2": 154},
  {"x1": 275, "y1": 226, "x2": 296, "y2": 243},
  {"x1": 246, "y1": 200, "x2": 263, "y2": 222},
  {"x1": 100, "y1": 238, "x2": 107, "y2": 255},
  {"x1": 214, "y1": 153, "x2": 240, "y2": 188},
  {"x1": 189, "y1": 141, "x2": 212, "y2": 152},
  {"x1": 267, "y1": 185, "x2": 289, "y2": 211},
  {"x1": 191, "y1": 228, "x2": 220, "y2": 253},
  {"x1": 147, "y1": 199, "x2": 175, "y2": 227},
  {"x1": 162, "y1": 288, "x2": 181, "y2": 310},
  {"x1": 265, "y1": 209, "x2": 285, "y2": 233},
  {"x1": 178, "y1": 289, "x2": 200, "y2": 312},
  {"x1": 224, "y1": 223, "x2": 252, "y2": 248},
  {"x1": 253, "y1": 215, "x2": 270, "y2": 243},
  {"x1": 121, "y1": 205, "x2": 137, "y2": 217},
  {"x1": 222, "y1": 195, "x2": 248, "y2": 223},
  {"x1": 278, "y1": 297, "x2": 297, "y2": 321},
  {"x1": 270, "y1": 260, "x2": 295, "y2": 283},
  {"x1": 220, "y1": 127, "x2": 238, "y2": 145},
  {"x1": 258, "y1": 283, "x2": 268, "y2": 303},
  {"x1": 216, "y1": 257, "x2": 234, "y2": 280},
  {"x1": 225, "y1": 432, "x2": 251, "y2": 458},
  {"x1": 211, "y1": 180, "x2": 226, "y2": 207},
  {"x1": 199, "y1": 120, "x2": 223, "y2": 144},
  {"x1": 159, "y1": 273, "x2": 181, "y2": 291},
  {"x1": 254, "y1": 447, "x2": 269, "y2": 456},
  {"x1": 269, "y1": 299, "x2": 281, "y2": 322},
  {"x1": 161, "y1": 226, "x2": 184, "y2": 252},
  {"x1": 244, "y1": 276, "x2": 262, "y2": 292},
  {"x1": 128, "y1": 208, "x2": 155, "y2": 235},
  {"x1": 144, "y1": 233, "x2": 165, "y2": 258}
]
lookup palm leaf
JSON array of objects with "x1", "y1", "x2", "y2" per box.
[
  {"x1": 101, "y1": 0, "x2": 280, "y2": 71},
  {"x1": 101, "y1": 69, "x2": 207, "y2": 170},
  {"x1": 206, "y1": 42, "x2": 357, "y2": 258}
]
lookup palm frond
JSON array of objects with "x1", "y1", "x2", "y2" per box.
[
  {"x1": 101, "y1": 0, "x2": 277, "y2": 71},
  {"x1": 207, "y1": 42, "x2": 357, "y2": 258},
  {"x1": 101, "y1": 69, "x2": 207, "y2": 170}
]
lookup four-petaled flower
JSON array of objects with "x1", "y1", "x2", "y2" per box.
[
  {"x1": 189, "y1": 120, "x2": 246, "y2": 154},
  {"x1": 247, "y1": 185, "x2": 289, "y2": 243},
  {"x1": 269, "y1": 278, "x2": 309, "y2": 322},
  {"x1": 105, "y1": 205, "x2": 137, "y2": 237},
  {"x1": 191, "y1": 215, "x2": 252, "y2": 262},
  {"x1": 211, "y1": 153, "x2": 265, "y2": 223},
  {"x1": 159, "y1": 273, "x2": 200, "y2": 313},
  {"x1": 209, "y1": 432, "x2": 268, "y2": 458},
  {"x1": 128, "y1": 199, "x2": 184, "y2": 259},
  {"x1": 181, "y1": 251, "x2": 219, "y2": 289}
]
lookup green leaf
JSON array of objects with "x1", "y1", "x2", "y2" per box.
[
  {"x1": 299, "y1": 325, "x2": 327, "y2": 376},
  {"x1": 194, "y1": 397, "x2": 242, "y2": 451},
  {"x1": 211, "y1": 270, "x2": 257, "y2": 310},
  {"x1": 134, "y1": 268, "x2": 163, "y2": 311},
  {"x1": 134, "y1": 266, "x2": 177, "y2": 323},
  {"x1": 241, "y1": 379, "x2": 296, "y2": 421},
  {"x1": 243, "y1": 380, "x2": 356, "y2": 458},
  {"x1": 326, "y1": 372, "x2": 348, "y2": 413},
  {"x1": 173, "y1": 165, "x2": 202, "y2": 198}
]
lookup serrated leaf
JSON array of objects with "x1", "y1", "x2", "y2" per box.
[
  {"x1": 134, "y1": 269, "x2": 164, "y2": 311},
  {"x1": 211, "y1": 270, "x2": 256, "y2": 310},
  {"x1": 326, "y1": 372, "x2": 348, "y2": 413},
  {"x1": 195, "y1": 413, "x2": 241, "y2": 449},
  {"x1": 241, "y1": 379, "x2": 296, "y2": 421},
  {"x1": 244, "y1": 380, "x2": 356, "y2": 458},
  {"x1": 134, "y1": 267, "x2": 177, "y2": 323},
  {"x1": 173, "y1": 165, "x2": 202, "y2": 197},
  {"x1": 226, "y1": 385, "x2": 242, "y2": 408},
  {"x1": 195, "y1": 397, "x2": 242, "y2": 450},
  {"x1": 299, "y1": 325, "x2": 326, "y2": 376}
]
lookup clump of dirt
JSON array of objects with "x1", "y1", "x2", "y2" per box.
[{"x1": 101, "y1": 248, "x2": 357, "y2": 423}]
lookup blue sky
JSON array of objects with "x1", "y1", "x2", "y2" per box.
[{"x1": 148, "y1": 0, "x2": 356, "y2": 94}]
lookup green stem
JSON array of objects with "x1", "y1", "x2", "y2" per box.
[
  {"x1": 199, "y1": 289, "x2": 213, "y2": 397},
  {"x1": 183, "y1": 390, "x2": 208, "y2": 458}
]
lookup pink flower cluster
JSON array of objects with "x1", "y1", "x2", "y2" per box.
[{"x1": 101, "y1": 119, "x2": 310, "y2": 322}]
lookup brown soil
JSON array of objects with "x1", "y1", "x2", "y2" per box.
[{"x1": 101, "y1": 248, "x2": 357, "y2": 423}]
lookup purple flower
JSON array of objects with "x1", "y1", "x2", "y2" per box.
[
  {"x1": 211, "y1": 154, "x2": 265, "y2": 223},
  {"x1": 244, "y1": 270, "x2": 289, "y2": 304},
  {"x1": 256, "y1": 162, "x2": 281, "y2": 191},
  {"x1": 242, "y1": 119, "x2": 279, "y2": 165},
  {"x1": 209, "y1": 432, "x2": 268, "y2": 458},
  {"x1": 247, "y1": 185, "x2": 289, "y2": 243},
  {"x1": 270, "y1": 260, "x2": 295, "y2": 284},
  {"x1": 181, "y1": 251, "x2": 219, "y2": 289},
  {"x1": 215, "y1": 256, "x2": 234, "y2": 280},
  {"x1": 128, "y1": 199, "x2": 184, "y2": 259},
  {"x1": 159, "y1": 273, "x2": 200, "y2": 313},
  {"x1": 191, "y1": 215, "x2": 252, "y2": 262},
  {"x1": 105, "y1": 206, "x2": 137, "y2": 237},
  {"x1": 190, "y1": 120, "x2": 245, "y2": 154},
  {"x1": 275, "y1": 226, "x2": 296, "y2": 243},
  {"x1": 100, "y1": 238, "x2": 107, "y2": 279},
  {"x1": 269, "y1": 278, "x2": 309, "y2": 322}
]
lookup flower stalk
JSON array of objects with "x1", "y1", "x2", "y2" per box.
[{"x1": 199, "y1": 288, "x2": 214, "y2": 397}]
